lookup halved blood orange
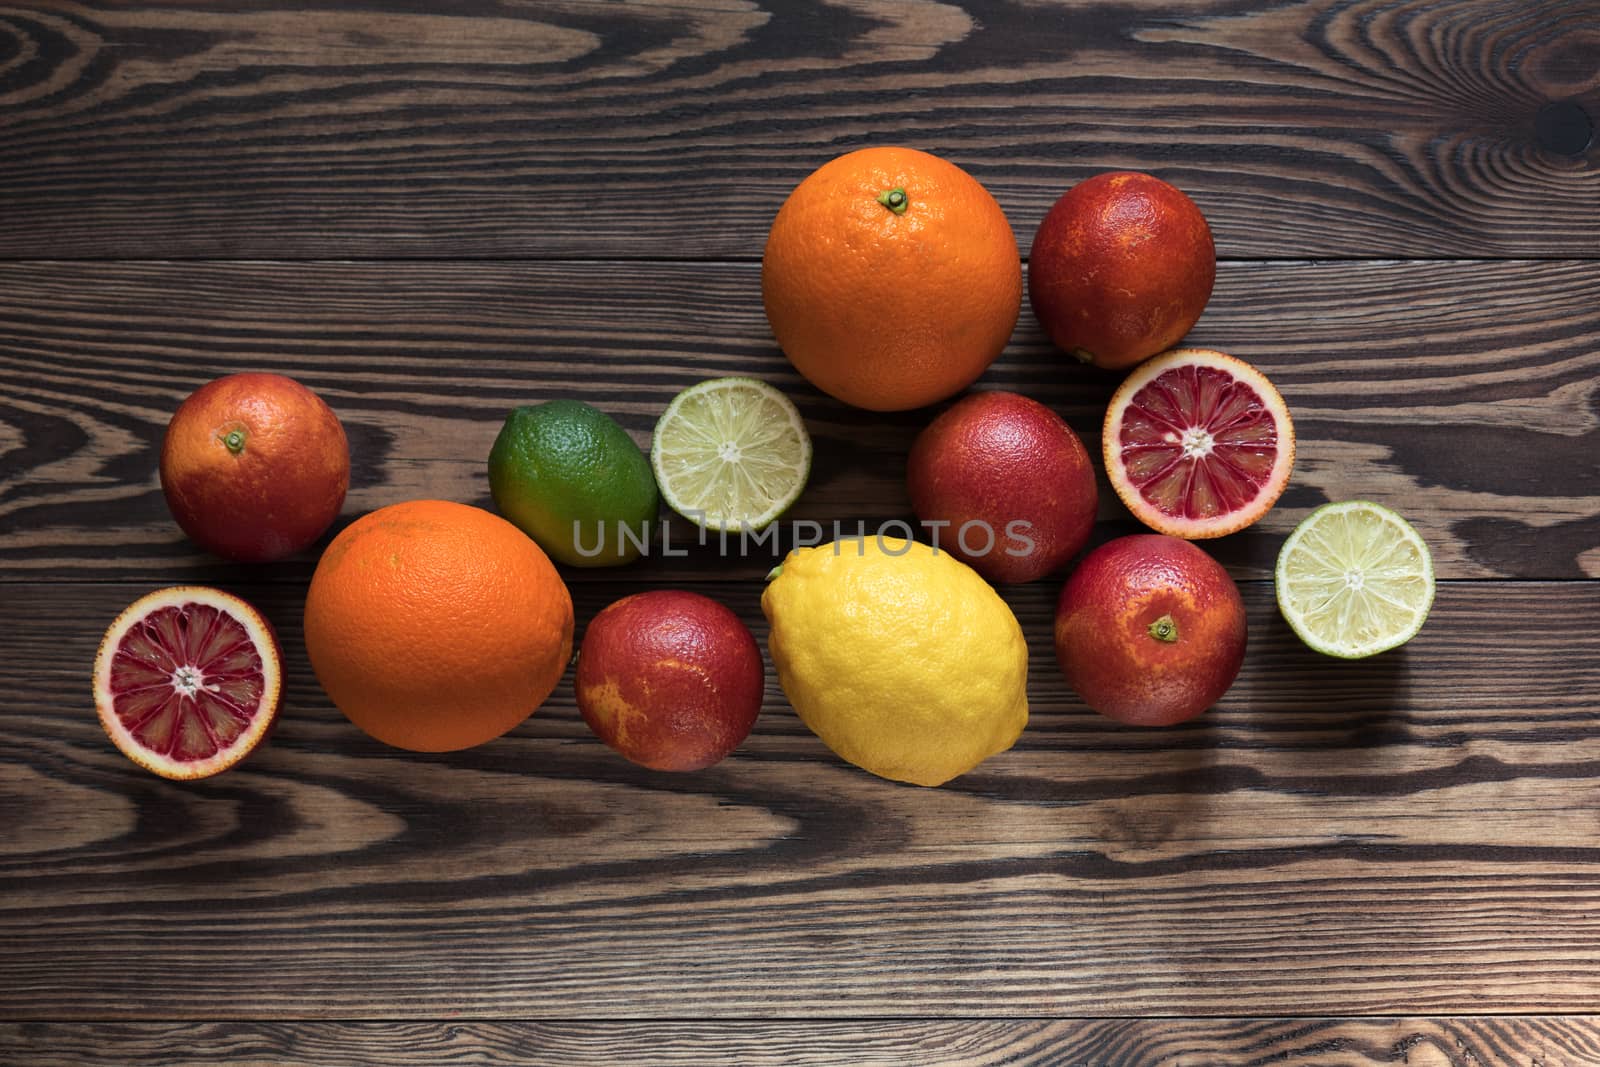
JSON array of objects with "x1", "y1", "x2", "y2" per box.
[
  {"x1": 93, "y1": 586, "x2": 282, "y2": 780},
  {"x1": 1103, "y1": 348, "x2": 1295, "y2": 539}
]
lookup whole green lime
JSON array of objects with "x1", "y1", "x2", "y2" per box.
[{"x1": 488, "y1": 400, "x2": 659, "y2": 567}]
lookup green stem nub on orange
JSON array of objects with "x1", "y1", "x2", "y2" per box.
[
  {"x1": 1148, "y1": 614, "x2": 1179, "y2": 643},
  {"x1": 876, "y1": 188, "x2": 909, "y2": 215},
  {"x1": 221, "y1": 428, "x2": 247, "y2": 455}
]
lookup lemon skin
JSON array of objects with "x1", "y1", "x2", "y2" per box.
[{"x1": 761, "y1": 537, "x2": 1028, "y2": 787}]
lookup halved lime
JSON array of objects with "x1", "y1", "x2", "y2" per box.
[
  {"x1": 1275, "y1": 501, "x2": 1435, "y2": 658},
  {"x1": 651, "y1": 377, "x2": 812, "y2": 532}
]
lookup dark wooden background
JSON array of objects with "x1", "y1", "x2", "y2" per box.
[{"x1": 2, "y1": 1, "x2": 1599, "y2": 1063}]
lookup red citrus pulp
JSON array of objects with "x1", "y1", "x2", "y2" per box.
[
  {"x1": 1103, "y1": 348, "x2": 1294, "y2": 539},
  {"x1": 93, "y1": 586, "x2": 282, "y2": 779}
]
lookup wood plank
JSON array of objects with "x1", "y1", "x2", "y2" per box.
[
  {"x1": 2, "y1": 258, "x2": 1597, "y2": 582},
  {"x1": 0, "y1": 0, "x2": 1595, "y2": 259},
  {"x1": 5, "y1": 1018, "x2": 1600, "y2": 1066},
  {"x1": 4, "y1": 579, "x2": 1600, "y2": 1018}
]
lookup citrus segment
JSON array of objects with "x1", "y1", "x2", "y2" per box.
[
  {"x1": 1104, "y1": 348, "x2": 1294, "y2": 539},
  {"x1": 93, "y1": 586, "x2": 282, "y2": 779},
  {"x1": 1275, "y1": 501, "x2": 1434, "y2": 658},
  {"x1": 651, "y1": 377, "x2": 811, "y2": 532}
]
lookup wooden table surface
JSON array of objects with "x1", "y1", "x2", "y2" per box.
[{"x1": 3, "y1": 1, "x2": 1599, "y2": 1063}]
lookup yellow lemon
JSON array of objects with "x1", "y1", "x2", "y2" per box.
[{"x1": 761, "y1": 536, "x2": 1028, "y2": 787}]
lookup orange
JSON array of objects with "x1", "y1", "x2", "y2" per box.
[
  {"x1": 762, "y1": 146, "x2": 1021, "y2": 412},
  {"x1": 160, "y1": 372, "x2": 349, "y2": 562},
  {"x1": 303, "y1": 499, "x2": 574, "y2": 752}
]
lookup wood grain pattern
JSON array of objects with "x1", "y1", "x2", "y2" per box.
[
  {"x1": 6, "y1": 1018, "x2": 1600, "y2": 1066},
  {"x1": 2, "y1": 258, "x2": 1597, "y2": 584},
  {"x1": 4, "y1": 579, "x2": 1600, "y2": 1018},
  {"x1": 4, "y1": 0, "x2": 1598, "y2": 1050},
  {"x1": 0, "y1": 0, "x2": 1594, "y2": 260}
]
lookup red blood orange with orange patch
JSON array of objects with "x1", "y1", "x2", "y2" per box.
[
  {"x1": 576, "y1": 590, "x2": 764, "y2": 772},
  {"x1": 160, "y1": 372, "x2": 349, "y2": 562},
  {"x1": 1029, "y1": 171, "x2": 1215, "y2": 370},
  {"x1": 1054, "y1": 535, "x2": 1246, "y2": 727}
]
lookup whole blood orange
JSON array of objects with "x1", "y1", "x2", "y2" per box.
[
  {"x1": 160, "y1": 372, "x2": 349, "y2": 562},
  {"x1": 1054, "y1": 535, "x2": 1245, "y2": 726},
  {"x1": 906, "y1": 391, "x2": 1097, "y2": 584},
  {"x1": 93, "y1": 586, "x2": 282, "y2": 779},
  {"x1": 762, "y1": 146, "x2": 1022, "y2": 411},
  {"x1": 1028, "y1": 171, "x2": 1215, "y2": 370},
  {"x1": 303, "y1": 500, "x2": 574, "y2": 752},
  {"x1": 1103, "y1": 348, "x2": 1294, "y2": 539},
  {"x1": 576, "y1": 590, "x2": 763, "y2": 772}
]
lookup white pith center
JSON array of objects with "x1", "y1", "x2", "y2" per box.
[
  {"x1": 717, "y1": 441, "x2": 742, "y2": 462},
  {"x1": 1179, "y1": 426, "x2": 1214, "y2": 459},
  {"x1": 1344, "y1": 570, "x2": 1366, "y2": 591},
  {"x1": 170, "y1": 665, "x2": 214, "y2": 698}
]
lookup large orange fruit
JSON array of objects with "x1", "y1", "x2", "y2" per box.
[
  {"x1": 762, "y1": 146, "x2": 1022, "y2": 411},
  {"x1": 160, "y1": 372, "x2": 349, "y2": 562},
  {"x1": 303, "y1": 500, "x2": 574, "y2": 752},
  {"x1": 1029, "y1": 171, "x2": 1215, "y2": 370}
]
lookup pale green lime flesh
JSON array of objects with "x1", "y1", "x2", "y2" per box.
[
  {"x1": 651, "y1": 377, "x2": 811, "y2": 532},
  {"x1": 1275, "y1": 500, "x2": 1435, "y2": 659}
]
